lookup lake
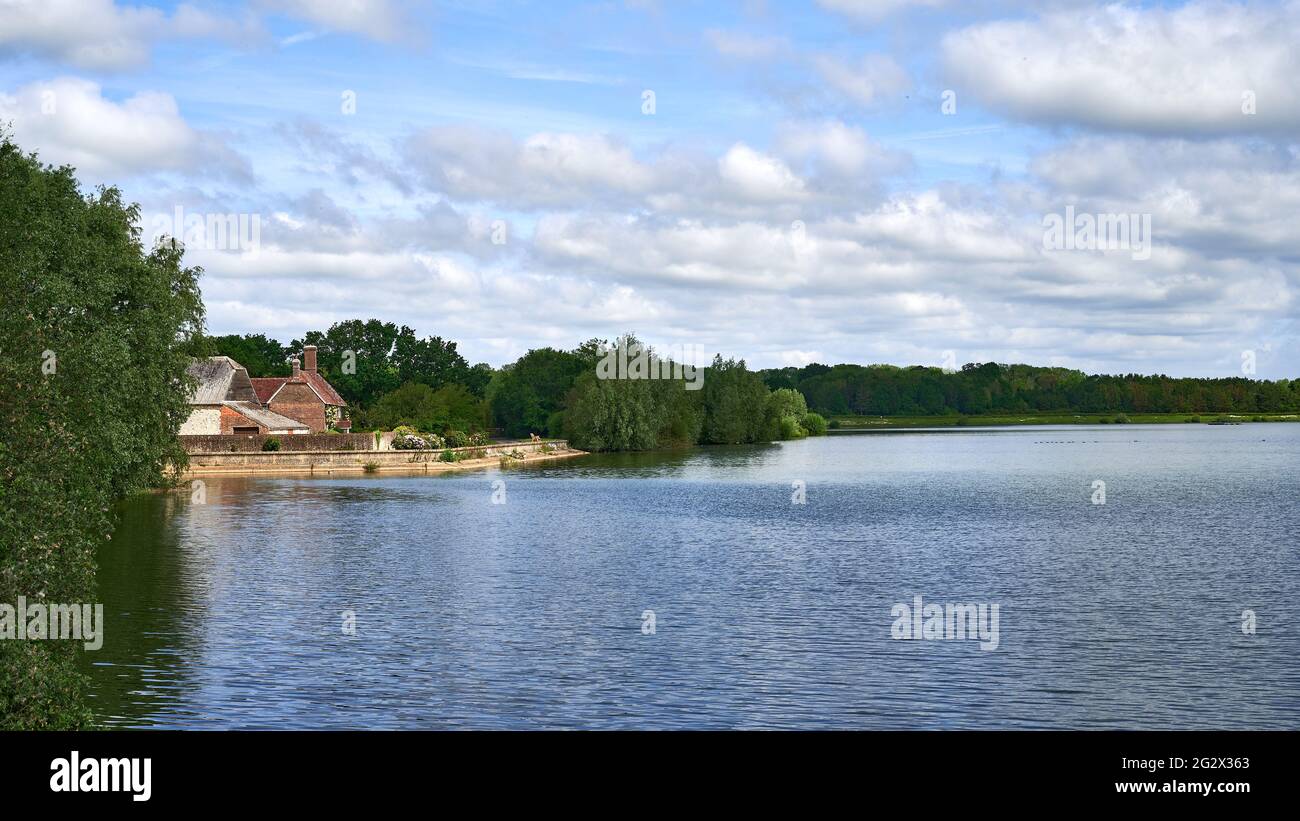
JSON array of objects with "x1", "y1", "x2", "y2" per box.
[{"x1": 86, "y1": 424, "x2": 1300, "y2": 728}]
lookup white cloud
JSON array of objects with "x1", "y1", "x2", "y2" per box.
[
  {"x1": 261, "y1": 0, "x2": 419, "y2": 44},
  {"x1": 0, "y1": 77, "x2": 249, "y2": 179},
  {"x1": 404, "y1": 126, "x2": 656, "y2": 207},
  {"x1": 774, "y1": 120, "x2": 909, "y2": 178},
  {"x1": 941, "y1": 1, "x2": 1300, "y2": 134},
  {"x1": 814, "y1": 53, "x2": 910, "y2": 107},
  {"x1": 0, "y1": 0, "x2": 263, "y2": 70},
  {"x1": 816, "y1": 0, "x2": 948, "y2": 22},
  {"x1": 718, "y1": 144, "x2": 807, "y2": 202}
]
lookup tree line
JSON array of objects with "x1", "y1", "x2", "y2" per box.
[
  {"x1": 205, "y1": 330, "x2": 828, "y2": 450},
  {"x1": 210, "y1": 325, "x2": 1300, "y2": 447},
  {"x1": 759, "y1": 362, "x2": 1300, "y2": 416}
]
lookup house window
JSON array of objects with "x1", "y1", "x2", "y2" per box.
[{"x1": 232, "y1": 426, "x2": 259, "y2": 434}]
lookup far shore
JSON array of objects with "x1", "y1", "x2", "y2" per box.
[{"x1": 829, "y1": 412, "x2": 1300, "y2": 430}]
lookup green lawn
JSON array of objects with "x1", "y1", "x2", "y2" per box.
[{"x1": 827, "y1": 412, "x2": 1300, "y2": 429}]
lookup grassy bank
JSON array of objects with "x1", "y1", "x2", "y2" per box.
[{"x1": 829, "y1": 412, "x2": 1300, "y2": 429}]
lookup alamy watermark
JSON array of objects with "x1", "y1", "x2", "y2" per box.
[
  {"x1": 1042, "y1": 205, "x2": 1151, "y2": 261},
  {"x1": 891, "y1": 595, "x2": 999, "y2": 650},
  {"x1": 0, "y1": 596, "x2": 103, "y2": 650},
  {"x1": 596, "y1": 341, "x2": 705, "y2": 390},
  {"x1": 138, "y1": 206, "x2": 261, "y2": 256}
]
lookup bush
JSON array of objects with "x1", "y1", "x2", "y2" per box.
[
  {"x1": 1114, "y1": 413, "x2": 1130, "y2": 424},
  {"x1": 828, "y1": 419, "x2": 841, "y2": 429},
  {"x1": 469, "y1": 431, "x2": 488, "y2": 446},
  {"x1": 445, "y1": 430, "x2": 470, "y2": 449},
  {"x1": 391, "y1": 425, "x2": 443, "y2": 450},
  {"x1": 777, "y1": 414, "x2": 806, "y2": 440},
  {"x1": 440, "y1": 448, "x2": 457, "y2": 462},
  {"x1": 390, "y1": 428, "x2": 426, "y2": 449},
  {"x1": 262, "y1": 437, "x2": 281, "y2": 451},
  {"x1": 765, "y1": 388, "x2": 809, "y2": 440},
  {"x1": 800, "y1": 412, "x2": 828, "y2": 436}
]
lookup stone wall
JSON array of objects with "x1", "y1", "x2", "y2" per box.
[
  {"x1": 181, "y1": 440, "x2": 576, "y2": 475},
  {"x1": 181, "y1": 432, "x2": 380, "y2": 453}
]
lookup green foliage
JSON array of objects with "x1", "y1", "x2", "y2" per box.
[
  {"x1": 561, "y1": 336, "x2": 706, "y2": 452},
  {"x1": 773, "y1": 362, "x2": 1300, "y2": 417},
  {"x1": 0, "y1": 133, "x2": 203, "y2": 728},
  {"x1": 366, "y1": 381, "x2": 486, "y2": 433},
  {"x1": 261, "y1": 437, "x2": 281, "y2": 452},
  {"x1": 801, "y1": 412, "x2": 828, "y2": 436},
  {"x1": 444, "y1": 430, "x2": 470, "y2": 448},
  {"x1": 563, "y1": 371, "x2": 664, "y2": 452},
  {"x1": 208, "y1": 333, "x2": 290, "y2": 376},
  {"x1": 490, "y1": 347, "x2": 587, "y2": 437},
  {"x1": 700, "y1": 355, "x2": 770, "y2": 444},
  {"x1": 765, "y1": 388, "x2": 810, "y2": 440},
  {"x1": 291, "y1": 320, "x2": 471, "y2": 408}
]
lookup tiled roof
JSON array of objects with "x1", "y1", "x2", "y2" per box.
[
  {"x1": 303, "y1": 371, "x2": 346, "y2": 406},
  {"x1": 187, "y1": 357, "x2": 258, "y2": 405},
  {"x1": 250, "y1": 372, "x2": 346, "y2": 406},
  {"x1": 222, "y1": 401, "x2": 311, "y2": 432},
  {"x1": 250, "y1": 377, "x2": 286, "y2": 404}
]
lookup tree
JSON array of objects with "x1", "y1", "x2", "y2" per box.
[
  {"x1": 700, "y1": 356, "x2": 770, "y2": 444},
  {"x1": 0, "y1": 133, "x2": 204, "y2": 728},
  {"x1": 208, "y1": 333, "x2": 290, "y2": 376},
  {"x1": 563, "y1": 371, "x2": 662, "y2": 451},
  {"x1": 463, "y1": 362, "x2": 495, "y2": 398},
  {"x1": 293, "y1": 319, "x2": 401, "y2": 407},
  {"x1": 392, "y1": 326, "x2": 470, "y2": 390},
  {"x1": 367, "y1": 381, "x2": 487, "y2": 433},
  {"x1": 764, "y1": 388, "x2": 809, "y2": 440},
  {"x1": 490, "y1": 347, "x2": 587, "y2": 437}
]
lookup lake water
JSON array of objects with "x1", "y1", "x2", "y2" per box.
[{"x1": 86, "y1": 425, "x2": 1300, "y2": 729}]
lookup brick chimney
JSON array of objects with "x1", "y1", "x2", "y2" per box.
[
  {"x1": 291, "y1": 357, "x2": 301, "y2": 379},
  {"x1": 303, "y1": 345, "x2": 318, "y2": 373}
]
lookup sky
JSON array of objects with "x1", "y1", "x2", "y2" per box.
[{"x1": 1, "y1": 0, "x2": 1298, "y2": 377}]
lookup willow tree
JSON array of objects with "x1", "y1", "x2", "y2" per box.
[{"x1": 0, "y1": 133, "x2": 205, "y2": 728}]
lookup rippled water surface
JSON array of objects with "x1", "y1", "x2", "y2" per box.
[{"x1": 86, "y1": 425, "x2": 1300, "y2": 728}]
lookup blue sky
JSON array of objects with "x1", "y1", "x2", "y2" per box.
[{"x1": 2, "y1": 0, "x2": 1298, "y2": 377}]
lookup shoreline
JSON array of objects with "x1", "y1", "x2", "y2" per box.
[{"x1": 178, "y1": 443, "x2": 587, "y2": 479}]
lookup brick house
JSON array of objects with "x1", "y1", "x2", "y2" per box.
[
  {"x1": 249, "y1": 346, "x2": 349, "y2": 433},
  {"x1": 182, "y1": 346, "x2": 350, "y2": 435},
  {"x1": 181, "y1": 356, "x2": 311, "y2": 435}
]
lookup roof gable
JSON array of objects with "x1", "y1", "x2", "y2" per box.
[
  {"x1": 187, "y1": 357, "x2": 257, "y2": 404},
  {"x1": 250, "y1": 377, "x2": 287, "y2": 404}
]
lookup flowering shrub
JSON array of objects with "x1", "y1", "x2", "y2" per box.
[
  {"x1": 392, "y1": 433, "x2": 428, "y2": 450},
  {"x1": 469, "y1": 432, "x2": 488, "y2": 446},
  {"x1": 391, "y1": 426, "x2": 445, "y2": 450}
]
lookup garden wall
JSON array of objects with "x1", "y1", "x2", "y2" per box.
[{"x1": 181, "y1": 432, "x2": 391, "y2": 453}]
